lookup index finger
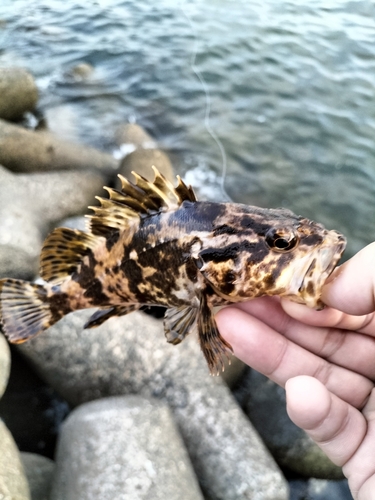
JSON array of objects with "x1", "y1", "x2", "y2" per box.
[{"x1": 216, "y1": 305, "x2": 373, "y2": 408}]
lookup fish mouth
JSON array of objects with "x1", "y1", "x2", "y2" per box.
[{"x1": 297, "y1": 231, "x2": 347, "y2": 308}]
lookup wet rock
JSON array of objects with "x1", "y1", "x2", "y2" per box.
[
  {"x1": 66, "y1": 62, "x2": 94, "y2": 81},
  {"x1": 0, "y1": 118, "x2": 118, "y2": 174},
  {"x1": 0, "y1": 419, "x2": 30, "y2": 499},
  {"x1": 0, "y1": 68, "x2": 38, "y2": 121},
  {"x1": 21, "y1": 453, "x2": 54, "y2": 500},
  {"x1": 119, "y1": 148, "x2": 174, "y2": 184},
  {"x1": 51, "y1": 396, "x2": 203, "y2": 500},
  {"x1": 0, "y1": 165, "x2": 104, "y2": 278},
  {"x1": 0, "y1": 333, "x2": 11, "y2": 399},
  {"x1": 240, "y1": 369, "x2": 343, "y2": 479},
  {"x1": 18, "y1": 310, "x2": 289, "y2": 500},
  {"x1": 115, "y1": 123, "x2": 156, "y2": 149}
]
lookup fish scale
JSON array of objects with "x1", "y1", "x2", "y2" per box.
[{"x1": 0, "y1": 167, "x2": 346, "y2": 374}]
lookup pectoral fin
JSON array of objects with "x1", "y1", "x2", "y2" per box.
[
  {"x1": 197, "y1": 293, "x2": 233, "y2": 375},
  {"x1": 164, "y1": 306, "x2": 197, "y2": 345},
  {"x1": 84, "y1": 305, "x2": 139, "y2": 329}
]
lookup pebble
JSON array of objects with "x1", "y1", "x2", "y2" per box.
[
  {"x1": 0, "y1": 118, "x2": 118, "y2": 174},
  {"x1": 0, "y1": 67, "x2": 38, "y2": 121},
  {"x1": 238, "y1": 369, "x2": 344, "y2": 479},
  {"x1": 18, "y1": 309, "x2": 289, "y2": 500},
  {"x1": 21, "y1": 452, "x2": 55, "y2": 500},
  {"x1": 0, "y1": 333, "x2": 11, "y2": 399},
  {"x1": 0, "y1": 419, "x2": 30, "y2": 500},
  {"x1": 51, "y1": 396, "x2": 203, "y2": 500},
  {"x1": 0, "y1": 165, "x2": 104, "y2": 279}
]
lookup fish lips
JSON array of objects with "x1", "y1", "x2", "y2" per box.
[{"x1": 297, "y1": 231, "x2": 347, "y2": 309}]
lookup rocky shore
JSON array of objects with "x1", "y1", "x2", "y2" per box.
[{"x1": 0, "y1": 67, "x2": 353, "y2": 500}]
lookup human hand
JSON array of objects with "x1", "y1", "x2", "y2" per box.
[{"x1": 216, "y1": 242, "x2": 375, "y2": 500}]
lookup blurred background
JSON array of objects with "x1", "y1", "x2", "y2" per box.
[{"x1": 1, "y1": 0, "x2": 374, "y2": 259}]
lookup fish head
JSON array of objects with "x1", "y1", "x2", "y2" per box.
[{"x1": 196, "y1": 205, "x2": 346, "y2": 309}]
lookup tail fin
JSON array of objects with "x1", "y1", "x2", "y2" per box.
[{"x1": 0, "y1": 279, "x2": 53, "y2": 343}]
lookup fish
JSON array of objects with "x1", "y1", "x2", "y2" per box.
[{"x1": 0, "y1": 167, "x2": 346, "y2": 374}]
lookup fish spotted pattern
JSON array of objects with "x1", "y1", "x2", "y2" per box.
[{"x1": 0, "y1": 167, "x2": 346, "y2": 374}]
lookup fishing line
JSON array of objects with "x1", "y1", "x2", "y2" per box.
[{"x1": 179, "y1": 2, "x2": 230, "y2": 201}]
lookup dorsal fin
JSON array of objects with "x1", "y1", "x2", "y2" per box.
[
  {"x1": 88, "y1": 166, "x2": 197, "y2": 237},
  {"x1": 40, "y1": 227, "x2": 101, "y2": 282}
]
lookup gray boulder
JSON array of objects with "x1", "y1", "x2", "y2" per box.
[
  {"x1": 115, "y1": 123, "x2": 156, "y2": 149},
  {"x1": 51, "y1": 396, "x2": 203, "y2": 500},
  {"x1": 241, "y1": 369, "x2": 343, "y2": 479},
  {"x1": 20, "y1": 452, "x2": 54, "y2": 500},
  {"x1": 0, "y1": 333, "x2": 11, "y2": 399},
  {"x1": 119, "y1": 148, "x2": 174, "y2": 184},
  {"x1": 0, "y1": 166, "x2": 104, "y2": 279},
  {"x1": 0, "y1": 118, "x2": 118, "y2": 174},
  {"x1": 18, "y1": 310, "x2": 289, "y2": 500},
  {"x1": 0, "y1": 419, "x2": 30, "y2": 500},
  {"x1": 0, "y1": 68, "x2": 38, "y2": 121}
]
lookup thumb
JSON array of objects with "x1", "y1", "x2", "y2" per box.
[{"x1": 321, "y1": 242, "x2": 375, "y2": 315}]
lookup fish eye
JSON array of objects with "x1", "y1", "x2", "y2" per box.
[{"x1": 265, "y1": 228, "x2": 299, "y2": 252}]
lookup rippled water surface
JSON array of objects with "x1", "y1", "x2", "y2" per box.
[{"x1": 1, "y1": 0, "x2": 375, "y2": 257}]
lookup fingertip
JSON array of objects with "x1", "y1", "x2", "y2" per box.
[
  {"x1": 321, "y1": 243, "x2": 375, "y2": 315},
  {"x1": 286, "y1": 376, "x2": 331, "y2": 430}
]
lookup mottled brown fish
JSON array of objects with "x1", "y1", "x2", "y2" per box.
[{"x1": 0, "y1": 167, "x2": 346, "y2": 373}]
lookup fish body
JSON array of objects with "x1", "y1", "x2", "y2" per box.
[{"x1": 0, "y1": 167, "x2": 346, "y2": 373}]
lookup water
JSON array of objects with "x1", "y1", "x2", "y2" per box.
[{"x1": 1, "y1": 0, "x2": 375, "y2": 257}]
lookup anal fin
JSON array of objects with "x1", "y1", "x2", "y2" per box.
[
  {"x1": 84, "y1": 305, "x2": 139, "y2": 329},
  {"x1": 163, "y1": 306, "x2": 197, "y2": 345},
  {"x1": 197, "y1": 293, "x2": 233, "y2": 375}
]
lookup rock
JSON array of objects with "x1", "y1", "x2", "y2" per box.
[
  {"x1": 220, "y1": 355, "x2": 246, "y2": 388},
  {"x1": 66, "y1": 62, "x2": 94, "y2": 81},
  {"x1": 0, "y1": 419, "x2": 30, "y2": 499},
  {"x1": 307, "y1": 478, "x2": 352, "y2": 500},
  {"x1": 119, "y1": 148, "x2": 174, "y2": 184},
  {"x1": 20, "y1": 453, "x2": 54, "y2": 500},
  {"x1": 0, "y1": 118, "x2": 118, "y2": 174},
  {"x1": 51, "y1": 396, "x2": 203, "y2": 500},
  {"x1": 240, "y1": 369, "x2": 343, "y2": 479},
  {"x1": 0, "y1": 246, "x2": 37, "y2": 280},
  {"x1": 115, "y1": 123, "x2": 156, "y2": 149},
  {"x1": 0, "y1": 333, "x2": 11, "y2": 399},
  {"x1": 0, "y1": 165, "x2": 104, "y2": 278},
  {"x1": 18, "y1": 310, "x2": 289, "y2": 500},
  {"x1": 58, "y1": 215, "x2": 87, "y2": 232},
  {"x1": 0, "y1": 68, "x2": 38, "y2": 121}
]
